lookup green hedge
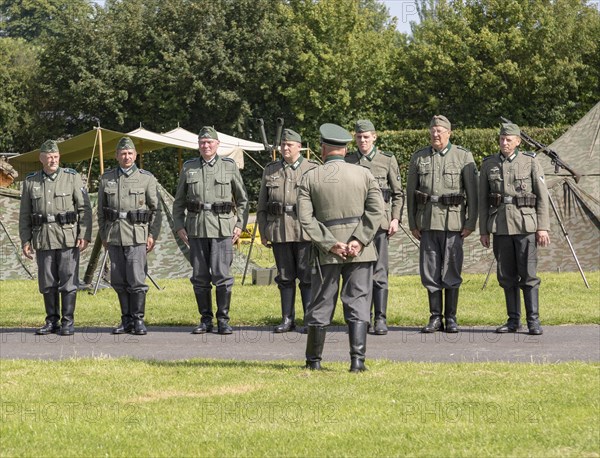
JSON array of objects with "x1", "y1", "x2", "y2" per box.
[{"x1": 376, "y1": 126, "x2": 568, "y2": 178}]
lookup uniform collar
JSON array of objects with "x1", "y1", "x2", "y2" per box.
[
  {"x1": 500, "y1": 148, "x2": 519, "y2": 163},
  {"x1": 359, "y1": 147, "x2": 377, "y2": 162},
  {"x1": 119, "y1": 164, "x2": 138, "y2": 177},
  {"x1": 43, "y1": 168, "x2": 60, "y2": 181},
  {"x1": 202, "y1": 155, "x2": 218, "y2": 167},
  {"x1": 432, "y1": 142, "x2": 451, "y2": 156},
  {"x1": 283, "y1": 155, "x2": 303, "y2": 170},
  {"x1": 324, "y1": 155, "x2": 345, "y2": 163}
]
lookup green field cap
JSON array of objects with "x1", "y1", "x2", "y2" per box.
[
  {"x1": 40, "y1": 140, "x2": 59, "y2": 153},
  {"x1": 116, "y1": 137, "x2": 136, "y2": 151},
  {"x1": 354, "y1": 120, "x2": 375, "y2": 133},
  {"x1": 500, "y1": 123, "x2": 520, "y2": 136},
  {"x1": 198, "y1": 126, "x2": 219, "y2": 140}
]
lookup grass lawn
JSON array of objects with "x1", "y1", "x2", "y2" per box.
[
  {"x1": 1, "y1": 359, "x2": 598, "y2": 457},
  {"x1": 0, "y1": 271, "x2": 598, "y2": 328},
  {"x1": 1, "y1": 272, "x2": 598, "y2": 457}
]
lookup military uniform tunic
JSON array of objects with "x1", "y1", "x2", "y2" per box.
[
  {"x1": 19, "y1": 168, "x2": 92, "y2": 293},
  {"x1": 172, "y1": 155, "x2": 249, "y2": 292},
  {"x1": 479, "y1": 149, "x2": 550, "y2": 289},
  {"x1": 406, "y1": 143, "x2": 478, "y2": 291},
  {"x1": 346, "y1": 147, "x2": 404, "y2": 290},
  {"x1": 297, "y1": 156, "x2": 384, "y2": 325},
  {"x1": 257, "y1": 156, "x2": 318, "y2": 290},
  {"x1": 97, "y1": 165, "x2": 161, "y2": 293}
]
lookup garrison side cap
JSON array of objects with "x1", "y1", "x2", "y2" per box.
[
  {"x1": 40, "y1": 140, "x2": 59, "y2": 153},
  {"x1": 116, "y1": 136, "x2": 136, "y2": 151},
  {"x1": 429, "y1": 115, "x2": 451, "y2": 130},
  {"x1": 198, "y1": 126, "x2": 219, "y2": 140},
  {"x1": 354, "y1": 119, "x2": 375, "y2": 133},
  {"x1": 500, "y1": 123, "x2": 520, "y2": 136},
  {"x1": 319, "y1": 123, "x2": 352, "y2": 146},
  {"x1": 281, "y1": 128, "x2": 301, "y2": 143}
]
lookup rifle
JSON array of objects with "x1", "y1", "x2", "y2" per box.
[
  {"x1": 241, "y1": 117, "x2": 284, "y2": 285},
  {"x1": 499, "y1": 116, "x2": 589, "y2": 288},
  {"x1": 500, "y1": 117, "x2": 581, "y2": 183}
]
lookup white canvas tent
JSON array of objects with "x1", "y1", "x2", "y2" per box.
[{"x1": 9, "y1": 125, "x2": 265, "y2": 178}]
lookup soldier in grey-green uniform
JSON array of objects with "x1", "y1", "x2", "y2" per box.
[
  {"x1": 98, "y1": 137, "x2": 161, "y2": 336},
  {"x1": 173, "y1": 126, "x2": 249, "y2": 335},
  {"x1": 19, "y1": 140, "x2": 92, "y2": 336},
  {"x1": 297, "y1": 123, "x2": 384, "y2": 372},
  {"x1": 257, "y1": 128, "x2": 318, "y2": 333},
  {"x1": 479, "y1": 123, "x2": 550, "y2": 335},
  {"x1": 345, "y1": 120, "x2": 404, "y2": 335},
  {"x1": 406, "y1": 115, "x2": 478, "y2": 333}
]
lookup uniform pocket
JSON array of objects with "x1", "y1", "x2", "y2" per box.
[
  {"x1": 185, "y1": 174, "x2": 201, "y2": 198},
  {"x1": 215, "y1": 177, "x2": 231, "y2": 199},
  {"x1": 129, "y1": 188, "x2": 146, "y2": 208},
  {"x1": 54, "y1": 191, "x2": 73, "y2": 212},
  {"x1": 443, "y1": 168, "x2": 460, "y2": 190},
  {"x1": 520, "y1": 207, "x2": 537, "y2": 233},
  {"x1": 103, "y1": 187, "x2": 117, "y2": 207},
  {"x1": 133, "y1": 224, "x2": 148, "y2": 244}
]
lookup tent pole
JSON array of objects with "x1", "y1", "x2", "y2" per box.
[
  {"x1": 139, "y1": 141, "x2": 144, "y2": 169},
  {"x1": 84, "y1": 128, "x2": 106, "y2": 285},
  {"x1": 547, "y1": 187, "x2": 590, "y2": 288}
]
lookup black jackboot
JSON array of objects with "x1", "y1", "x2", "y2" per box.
[
  {"x1": 216, "y1": 289, "x2": 233, "y2": 335},
  {"x1": 193, "y1": 290, "x2": 213, "y2": 334},
  {"x1": 112, "y1": 292, "x2": 133, "y2": 334},
  {"x1": 305, "y1": 326, "x2": 327, "y2": 370},
  {"x1": 297, "y1": 287, "x2": 312, "y2": 334},
  {"x1": 421, "y1": 290, "x2": 444, "y2": 333},
  {"x1": 495, "y1": 287, "x2": 521, "y2": 333},
  {"x1": 130, "y1": 292, "x2": 148, "y2": 335},
  {"x1": 348, "y1": 321, "x2": 368, "y2": 372},
  {"x1": 372, "y1": 288, "x2": 389, "y2": 335},
  {"x1": 59, "y1": 291, "x2": 77, "y2": 336},
  {"x1": 523, "y1": 287, "x2": 543, "y2": 335},
  {"x1": 37, "y1": 291, "x2": 60, "y2": 335},
  {"x1": 275, "y1": 288, "x2": 296, "y2": 333},
  {"x1": 444, "y1": 289, "x2": 459, "y2": 333}
]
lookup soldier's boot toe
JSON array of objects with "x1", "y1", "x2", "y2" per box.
[
  {"x1": 373, "y1": 319, "x2": 388, "y2": 335},
  {"x1": 59, "y1": 325, "x2": 75, "y2": 336},
  {"x1": 36, "y1": 322, "x2": 60, "y2": 335},
  {"x1": 112, "y1": 320, "x2": 134, "y2": 334},
  {"x1": 305, "y1": 361, "x2": 321, "y2": 370},
  {"x1": 495, "y1": 322, "x2": 520, "y2": 333},
  {"x1": 349, "y1": 358, "x2": 367, "y2": 373},
  {"x1": 528, "y1": 321, "x2": 543, "y2": 335},
  {"x1": 192, "y1": 322, "x2": 213, "y2": 334},
  {"x1": 274, "y1": 317, "x2": 295, "y2": 333},
  {"x1": 421, "y1": 316, "x2": 443, "y2": 333},
  {"x1": 133, "y1": 320, "x2": 147, "y2": 336},
  {"x1": 445, "y1": 318, "x2": 459, "y2": 333},
  {"x1": 217, "y1": 322, "x2": 233, "y2": 335}
]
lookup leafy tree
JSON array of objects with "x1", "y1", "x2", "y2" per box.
[
  {"x1": 391, "y1": 0, "x2": 600, "y2": 127},
  {"x1": 0, "y1": 38, "x2": 39, "y2": 153}
]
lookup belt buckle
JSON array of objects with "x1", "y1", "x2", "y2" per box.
[
  {"x1": 503, "y1": 196, "x2": 513, "y2": 204},
  {"x1": 285, "y1": 205, "x2": 294, "y2": 212},
  {"x1": 119, "y1": 211, "x2": 128, "y2": 219},
  {"x1": 430, "y1": 195, "x2": 439, "y2": 203},
  {"x1": 203, "y1": 203, "x2": 212, "y2": 211},
  {"x1": 46, "y1": 215, "x2": 56, "y2": 223}
]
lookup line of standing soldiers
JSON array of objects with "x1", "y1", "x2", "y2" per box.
[{"x1": 19, "y1": 116, "x2": 550, "y2": 371}]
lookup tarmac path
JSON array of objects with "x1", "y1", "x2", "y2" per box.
[{"x1": 1, "y1": 325, "x2": 598, "y2": 363}]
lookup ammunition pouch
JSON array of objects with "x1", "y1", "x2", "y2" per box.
[
  {"x1": 103, "y1": 207, "x2": 151, "y2": 224},
  {"x1": 186, "y1": 201, "x2": 234, "y2": 214},
  {"x1": 381, "y1": 188, "x2": 391, "y2": 203},
  {"x1": 267, "y1": 202, "x2": 296, "y2": 216},
  {"x1": 440, "y1": 193, "x2": 464, "y2": 206},
  {"x1": 488, "y1": 193, "x2": 502, "y2": 207},
  {"x1": 32, "y1": 211, "x2": 77, "y2": 227},
  {"x1": 415, "y1": 189, "x2": 429, "y2": 205},
  {"x1": 127, "y1": 209, "x2": 151, "y2": 224},
  {"x1": 415, "y1": 190, "x2": 463, "y2": 206},
  {"x1": 515, "y1": 193, "x2": 537, "y2": 208},
  {"x1": 488, "y1": 193, "x2": 536, "y2": 208}
]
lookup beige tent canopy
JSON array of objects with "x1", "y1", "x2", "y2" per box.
[{"x1": 9, "y1": 126, "x2": 265, "y2": 179}]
